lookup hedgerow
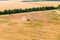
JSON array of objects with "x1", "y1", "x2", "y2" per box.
[{"x1": 0, "y1": 5, "x2": 60, "y2": 15}]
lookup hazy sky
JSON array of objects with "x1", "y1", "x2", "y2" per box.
[
  {"x1": 0, "y1": 0, "x2": 22, "y2": 1},
  {"x1": 22, "y1": 0, "x2": 60, "y2": 1},
  {"x1": 10, "y1": 0, "x2": 22, "y2": 1},
  {"x1": 0, "y1": 0, "x2": 60, "y2": 1}
]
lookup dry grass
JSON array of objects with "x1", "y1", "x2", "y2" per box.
[
  {"x1": 0, "y1": 2, "x2": 60, "y2": 40},
  {"x1": 0, "y1": 2, "x2": 60, "y2": 11},
  {"x1": 0, "y1": 10, "x2": 60, "y2": 40}
]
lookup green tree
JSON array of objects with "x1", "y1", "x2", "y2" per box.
[{"x1": 57, "y1": 5, "x2": 60, "y2": 9}]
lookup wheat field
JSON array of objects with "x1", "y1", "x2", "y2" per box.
[
  {"x1": 0, "y1": 10, "x2": 60, "y2": 40},
  {"x1": 0, "y1": 2, "x2": 60, "y2": 11},
  {"x1": 0, "y1": 2, "x2": 60, "y2": 40}
]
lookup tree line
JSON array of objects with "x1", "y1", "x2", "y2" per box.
[{"x1": 0, "y1": 5, "x2": 60, "y2": 15}]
